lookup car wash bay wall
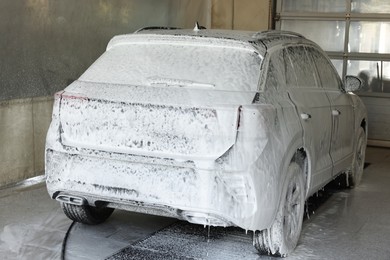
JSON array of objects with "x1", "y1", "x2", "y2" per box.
[{"x1": 0, "y1": 0, "x2": 270, "y2": 187}]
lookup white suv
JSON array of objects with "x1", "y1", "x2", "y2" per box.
[{"x1": 45, "y1": 28, "x2": 367, "y2": 257}]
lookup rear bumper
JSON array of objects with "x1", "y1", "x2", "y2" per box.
[{"x1": 46, "y1": 149, "x2": 267, "y2": 229}]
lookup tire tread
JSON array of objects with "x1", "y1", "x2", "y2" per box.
[{"x1": 61, "y1": 203, "x2": 114, "y2": 225}]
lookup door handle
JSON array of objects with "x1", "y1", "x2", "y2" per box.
[
  {"x1": 300, "y1": 113, "x2": 311, "y2": 120},
  {"x1": 332, "y1": 110, "x2": 341, "y2": 116}
]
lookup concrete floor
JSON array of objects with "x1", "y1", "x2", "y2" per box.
[{"x1": 1, "y1": 147, "x2": 390, "y2": 259}]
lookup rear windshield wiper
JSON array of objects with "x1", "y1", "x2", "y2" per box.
[{"x1": 148, "y1": 77, "x2": 215, "y2": 89}]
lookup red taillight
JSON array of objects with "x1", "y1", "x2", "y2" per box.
[
  {"x1": 61, "y1": 92, "x2": 88, "y2": 101},
  {"x1": 54, "y1": 91, "x2": 64, "y2": 100}
]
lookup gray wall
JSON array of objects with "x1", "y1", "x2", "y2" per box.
[
  {"x1": 0, "y1": 0, "x2": 211, "y2": 186},
  {"x1": 0, "y1": 0, "x2": 210, "y2": 101}
]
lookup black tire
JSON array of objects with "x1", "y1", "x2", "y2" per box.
[
  {"x1": 61, "y1": 202, "x2": 114, "y2": 225},
  {"x1": 349, "y1": 127, "x2": 367, "y2": 187},
  {"x1": 254, "y1": 162, "x2": 305, "y2": 257}
]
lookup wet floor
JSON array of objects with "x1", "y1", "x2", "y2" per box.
[{"x1": 1, "y1": 147, "x2": 390, "y2": 259}]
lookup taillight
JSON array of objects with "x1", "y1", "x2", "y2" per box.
[{"x1": 54, "y1": 91, "x2": 64, "y2": 101}]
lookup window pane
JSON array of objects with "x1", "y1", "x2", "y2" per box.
[
  {"x1": 351, "y1": 0, "x2": 390, "y2": 13},
  {"x1": 349, "y1": 21, "x2": 390, "y2": 54},
  {"x1": 80, "y1": 42, "x2": 262, "y2": 92},
  {"x1": 286, "y1": 47, "x2": 318, "y2": 88},
  {"x1": 283, "y1": 49, "x2": 296, "y2": 87},
  {"x1": 266, "y1": 49, "x2": 287, "y2": 90},
  {"x1": 282, "y1": 0, "x2": 345, "y2": 12},
  {"x1": 348, "y1": 60, "x2": 390, "y2": 93},
  {"x1": 331, "y1": 59, "x2": 343, "y2": 77},
  {"x1": 281, "y1": 20, "x2": 345, "y2": 52}
]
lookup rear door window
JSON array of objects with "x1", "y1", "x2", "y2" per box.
[{"x1": 284, "y1": 46, "x2": 319, "y2": 88}]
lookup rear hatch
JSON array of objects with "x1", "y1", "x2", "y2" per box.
[{"x1": 58, "y1": 81, "x2": 257, "y2": 160}]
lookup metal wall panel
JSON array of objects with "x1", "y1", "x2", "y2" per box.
[{"x1": 0, "y1": 0, "x2": 210, "y2": 101}]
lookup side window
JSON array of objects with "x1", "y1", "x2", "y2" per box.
[
  {"x1": 266, "y1": 48, "x2": 296, "y2": 89},
  {"x1": 308, "y1": 47, "x2": 342, "y2": 91},
  {"x1": 266, "y1": 49, "x2": 287, "y2": 89},
  {"x1": 285, "y1": 46, "x2": 319, "y2": 88},
  {"x1": 282, "y1": 48, "x2": 296, "y2": 87}
]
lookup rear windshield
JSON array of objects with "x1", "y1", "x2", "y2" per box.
[{"x1": 79, "y1": 42, "x2": 262, "y2": 92}]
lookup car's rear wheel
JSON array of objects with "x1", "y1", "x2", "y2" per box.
[
  {"x1": 349, "y1": 127, "x2": 367, "y2": 187},
  {"x1": 61, "y1": 202, "x2": 114, "y2": 225},
  {"x1": 254, "y1": 162, "x2": 305, "y2": 257}
]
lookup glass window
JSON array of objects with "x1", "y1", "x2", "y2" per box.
[
  {"x1": 267, "y1": 49, "x2": 287, "y2": 88},
  {"x1": 282, "y1": 0, "x2": 345, "y2": 12},
  {"x1": 281, "y1": 20, "x2": 345, "y2": 52},
  {"x1": 80, "y1": 41, "x2": 262, "y2": 92},
  {"x1": 347, "y1": 60, "x2": 390, "y2": 93},
  {"x1": 308, "y1": 47, "x2": 342, "y2": 90},
  {"x1": 284, "y1": 49, "x2": 297, "y2": 87},
  {"x1": 349, "y1": 21, "x2": 390, "y2": 54},
  {"x1": 285, "y1": 46, "x2": 318, "y2": 88},
  {"x1": 266, "y1": 48, "x2": 296, "y2": 91},
  {"x1": 351, "y1": 0, "x2": 390, "y2": 13}
]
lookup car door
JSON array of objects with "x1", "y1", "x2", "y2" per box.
[
  {"x1": 308, "y1": 47, "x2": 355, "y2": 175},
  {"x1": 283, "y1": 46, "x2": 334, "y2": 192}
]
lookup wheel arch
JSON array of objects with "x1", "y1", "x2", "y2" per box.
[
  {"x1": 278, "y1": 136, "x2": 312, "y2": 210},
  {"x1": 360, "y1": 118, "x2": 367, "y2": 136},
  {"x1": 350, "y1": 94, "x2": 368, "y2": 136},
  {"x1": 290, "y1": 147, "x2": 311, "y2": 199}
]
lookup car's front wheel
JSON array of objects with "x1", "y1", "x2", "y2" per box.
[
  {"x1": 61, "y1": 202, "x2": 114, "y2": 225},
  {"x1": 254, "y1": 162, "x2": 305, "y2": 257}
]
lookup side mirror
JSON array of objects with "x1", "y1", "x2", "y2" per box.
[{"x1": 344, "y1": 75, "x2": 363, "y2": 92}]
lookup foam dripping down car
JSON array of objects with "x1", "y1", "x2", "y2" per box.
[{"x1": 45, "y1": 25, "x2": 367, "y2": 257}]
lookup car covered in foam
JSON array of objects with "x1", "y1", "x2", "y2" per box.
[{"x1": 45, "y1": 27, "x2": 367, "y2": 256}]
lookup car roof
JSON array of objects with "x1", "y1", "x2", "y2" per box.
[{"x1": 106, "y1": 28, "x2": 314, "y2": 55}]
